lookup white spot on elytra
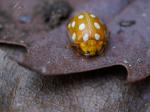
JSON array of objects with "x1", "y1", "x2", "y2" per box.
[
  {"x1": 91, "y1": 14, "x2": 96, "y2": 18},
  {"x1": 83, "y1": 33, "x2": 89, "y2": 42},
  {"x1": 94, "y1": 22, "x2": 101, "y2": 29},
  {"x1": 72, "y1": 33, "x2": 76, "y2": 41},
  {"x1": 79, "y1": 23, "x2": 86, "y2": 30},
  {"x1": 72, "y1": 21, "x2": 76, "y2": 28},
  {"x1": 95, "y1": 33, "x2": 100, "y2": 40},
  {"x1": 78, "y1": 15, "x2": 84, "y2": 19}
]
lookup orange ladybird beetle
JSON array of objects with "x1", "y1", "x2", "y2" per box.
[{"x1": 67, "y1": 12, "x2": 107, "y2": 56}]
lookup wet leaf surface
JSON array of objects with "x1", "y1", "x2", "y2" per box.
[{"x1": 0, "y1": 0, "x2": 149, "y2": 82}]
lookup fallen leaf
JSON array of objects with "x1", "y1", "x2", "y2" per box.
[{"x1": 0, "y1": 0, "x2": 149, "y2": 82}]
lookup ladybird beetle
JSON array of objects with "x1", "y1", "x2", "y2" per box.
[{"x1": 67, "y1": 12, "x2": 107, "y2": 56}]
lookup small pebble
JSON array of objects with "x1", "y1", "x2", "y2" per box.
[
  {"x1": 129, "y1": 64, "x2": 132, "y2": 67},
  {"x1": 119, "y1": 20, "x2": 136, "y2": 27},
  {"x1": 112, "y1": 46, "x2": 116, "y2": 49},
  {"x1": 137, "y1": 58, "x2": 143, "y2": 63},
  {"x1": 19, "y1": 15, "x2": 32, "y2": 24},
  {"x1": 123, "y1": 60, "x2": 128, "y2": 64}
]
